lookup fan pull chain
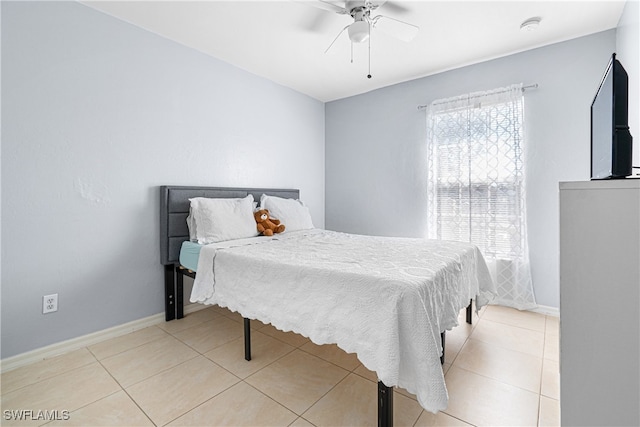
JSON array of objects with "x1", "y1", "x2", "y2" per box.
[
  {"x1": 367, "y1": 22, "x2": 372, "y2": 79},
  {"x1": 350, "y1": 42, "x2": 354, "y2": 63}
]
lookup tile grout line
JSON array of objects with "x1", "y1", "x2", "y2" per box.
[
  {"x1": 38, "y1": 351, "x2": 151, "y2": 427},
  {"x1": 94, "y1": 351, "x2": 158, "y2": 425},
  {"x1": 126, "y1": 361, "x2": 230, "y2": 426},
  {"x1": 0, "y1": 349, "x2": 99, "y2": 396},
  {"x1": 248, "y1": 349, "x2": 352, "y2": 417},
  {"x1": 161, "y1": 378, "x2": 244, "y2": 427},
  {"x1": 466, "y1": 319, "x2": 546, "y2": 360},
  {"x1": 87, "y1": 327, "x2": 171, "y2": 366},
  {"x1": 535, "y1": 316, "x2": 549, "y2": 427},
  {"x1": 450, "y1": 312, "x2": 547, "y2": 396},
  {"x1": 297, "y1": 370, "x2": 353, "y2": 420},
  {"x1": 240, "y1": 380, "x2": 302, "y2": 420}
]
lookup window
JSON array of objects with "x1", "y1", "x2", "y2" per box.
[{"x1": 426, "y1": 85, "x2": 536, "y2": 310}]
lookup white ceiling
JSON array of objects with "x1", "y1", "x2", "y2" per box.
[{"x1": 82, "y1": 0, "x2": 626, "y2": 102}]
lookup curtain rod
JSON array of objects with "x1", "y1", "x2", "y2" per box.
[{"x1": 417, "y1": 83, "x2": 538, "y2": 111}]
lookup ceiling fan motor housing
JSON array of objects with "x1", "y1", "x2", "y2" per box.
[
  {"x1": 347, "y1": 2, "x2": 371, "y2": 43},
  {"x1": 346, "y1": 0, "x2": 375, "y2": 15}
]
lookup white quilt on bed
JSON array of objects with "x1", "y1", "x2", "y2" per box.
[{"x1": 191, "y1": 229, "x2": 495, "y2": 413}]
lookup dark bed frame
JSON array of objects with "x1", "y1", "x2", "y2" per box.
[{"x1": 159, "y1": 185, "x2": 472, "y2": 427}]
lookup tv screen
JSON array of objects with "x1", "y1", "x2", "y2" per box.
[{"x1": 590, "y1": 53, "x2": 633, "y2": 180}]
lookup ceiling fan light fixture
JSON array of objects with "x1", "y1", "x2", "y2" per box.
[{"x1": 348, "y1": 20, "x2": 370, "y2": 43}]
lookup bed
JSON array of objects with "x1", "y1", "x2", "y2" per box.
[{"x1": 159, "y1": 185, "x2": 495, "y2": 426}]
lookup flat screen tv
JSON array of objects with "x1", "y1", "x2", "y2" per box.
[{"x1": 590, "y1": 53, "x2": 633, "y2": 180}]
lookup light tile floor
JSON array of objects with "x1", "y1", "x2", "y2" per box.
[{"x1": 1, "y1": 305, "x2": 560, "y2": 426}]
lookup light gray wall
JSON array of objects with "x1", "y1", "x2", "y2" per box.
[
  {"x1": 616, "y1": 0, "x2": 640, "y2": 167},
  {"x1": 326, "y1": 30, "x2": 619, "y2": 309},
  {"x1": 1, "y1": 1, "x2": 325, "y2": 359}
]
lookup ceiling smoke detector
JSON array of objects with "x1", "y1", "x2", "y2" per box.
[{"x1": 520, "y1": 17, "x2": 542, "y2": 32}]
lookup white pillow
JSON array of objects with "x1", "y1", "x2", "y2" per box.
[
  {"x1": 260, "y1": 194, "x2": 314, "y2": 232},
  {"x1": 186, "y1": 209, "x2": 198, "y2": 242},
  {"x1": 189, "y1": 195, "x2": 258, "y2": 244}
]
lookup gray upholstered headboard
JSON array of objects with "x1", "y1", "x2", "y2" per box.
[{"x1": 159, "y1": 186, "x2": 300, "y2": 265}]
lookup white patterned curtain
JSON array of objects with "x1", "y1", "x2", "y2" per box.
[{"x1": 426, "y1": 84, "x2": 536, "y2": 310}]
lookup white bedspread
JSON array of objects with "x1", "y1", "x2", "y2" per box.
[{"x1": 191, "y1": 229, "x2": 495, "y2": 413}]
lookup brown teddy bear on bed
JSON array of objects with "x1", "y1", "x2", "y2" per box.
[{"x1": 254, "y1": 209, "x2": 285, "y2": 236}]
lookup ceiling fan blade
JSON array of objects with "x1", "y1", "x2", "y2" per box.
[
  {"x1": 324, "y1": 24, "x2": 350, "y2": 54},
  {"x1": 371, "y1": 14, "x2": 419, "y2": 42},
  {"x1": 307, "y1": 0, "x2": 350, "y2": 15},
  {"x1": 294, "y1": 0, "x2": 349, "y2": 32},
  {"x1": 371, "y1": 1, "x2": 410, "y2": 15},
  {"x1": 366, "y1": 0, "x2": 386, "y2": 11},
  {"x1": 304, "y1": 12, "x2": 334, "y2": 33}
]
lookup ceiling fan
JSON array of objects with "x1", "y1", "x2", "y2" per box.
[{"x1": 306, "y1": 1, "x2": 419, "y2": 55}]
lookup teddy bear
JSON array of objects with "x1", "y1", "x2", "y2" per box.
[{"x1": 254, "y1": 209, "x2": 285, "y2": 236}]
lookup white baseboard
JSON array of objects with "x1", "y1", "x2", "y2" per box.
[
  {"x1": 0, "y1": 304, "x2": 207, "y2": 374},
  {"x1": 530, "y1": 304, "x2": 560, "y2": 317}
]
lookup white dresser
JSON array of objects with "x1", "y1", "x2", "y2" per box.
[{"x1": 559, "y1": 179, "x2": 640, "y2": 426}]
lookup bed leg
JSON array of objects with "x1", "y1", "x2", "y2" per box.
[
  {"x1": 244, "y1": 318, "x2": 251, "y2": 361},
  {"x1": 175, "y1": 266, "x2": 184, "y2": 319},
  {"x1": 440, "y1": 331, "x2": 446, "y2": 365},
  {"x1": 466, "y1": 299, "x2": 473, "y2": 324},
  {"x1": 164, "y1": 265, "x2": 175, "y2": 321},
  {"x1": 378, "y1": 381, "x2": 393, "y2": 427}
]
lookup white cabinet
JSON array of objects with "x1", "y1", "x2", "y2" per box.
[{"x1": 559, "y1": 180, "x2": 640, "y2": 427}]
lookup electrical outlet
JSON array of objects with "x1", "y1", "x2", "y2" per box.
[{"x1": 43, "y1": 294, "x2": 58, "y2": 314}]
